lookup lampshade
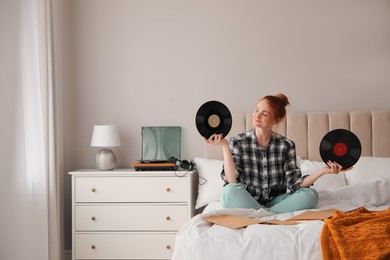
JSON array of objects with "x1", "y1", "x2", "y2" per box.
[{"x1": 91, "y1": 125, "x2": 121, "y2": 147}]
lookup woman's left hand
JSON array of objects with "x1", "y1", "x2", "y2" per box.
[{"x1": 326, "y1": 160, "x2": 352, "y2": 174}]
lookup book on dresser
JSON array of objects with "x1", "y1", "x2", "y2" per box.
[{"x1": 69, "y1": 169, "x2": 196, "y2": 260}]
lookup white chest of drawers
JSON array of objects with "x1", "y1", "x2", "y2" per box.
[{"x1": 70, "y1": 169, "x2": 196, "y2": 260}]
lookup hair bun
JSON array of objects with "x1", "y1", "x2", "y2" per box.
[{"x1": 275, "y1": 93, "x2": 290, "y2": 107}]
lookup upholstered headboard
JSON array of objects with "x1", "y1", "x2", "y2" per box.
[{"x1": 203, "y1": 111, "x2": 390, "y2": 161}]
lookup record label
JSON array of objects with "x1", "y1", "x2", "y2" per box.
[
  {"x1": 333, "y1": 142, "x2": 348, "y2": 157},
  {"x1": 208, "y1": 114, "x2": 221, "y2": 128},
  {"x1": 195, "y1": 100, "x2": 232, "y2": 139},
  {"x1": 319, "y1": 129, "x2": 361, "y2": 169}
]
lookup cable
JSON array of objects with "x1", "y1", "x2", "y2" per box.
[{"x1": 173, "y1": 168, "x2": 207, "y2": 185}]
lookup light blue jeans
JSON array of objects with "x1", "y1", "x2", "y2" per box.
[{"x1": 220, "y1": 183, "x2": 319, "y2": 214}]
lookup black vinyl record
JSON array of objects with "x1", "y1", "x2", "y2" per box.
[
  {"x1": 319, "y1": 129, "x2": 362, "y2": 169},
  {"x1": 195, "y1": 100, "x2": 232, "y2": 139}
]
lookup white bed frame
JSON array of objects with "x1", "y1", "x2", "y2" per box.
[{"x1": 178, "y1": 110, "x2": 390, "y2": 260}]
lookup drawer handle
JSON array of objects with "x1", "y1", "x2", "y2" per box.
[
  {"x1": 166, "y1": 216, "x2": 171, "y2": 221},
  {"x1": 91, "y1": 216, "x2": 96, "y2": 221},
  {"x1": 91, "y1": 245, "x2": 96, "y2": 250},
  {"x1": 91, "y1": 188, "x2": 96, "y2": 192},
  {"x1": 166, "y1": 245, "x2": 171, "y2": 250},
  {"x1": 166, "y1": 187, "x2": 171, "y2": 192}
]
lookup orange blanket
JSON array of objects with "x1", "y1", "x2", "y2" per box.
[{"x1": 321, "y1": 207, "x2": 390, "y2": 260}]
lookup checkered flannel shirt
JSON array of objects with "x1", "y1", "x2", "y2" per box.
[{"x1": 221, "y1": 129, "x2": 306, "y2": 205}]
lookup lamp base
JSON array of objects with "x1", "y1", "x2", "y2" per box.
[{"x1": 96, "y1": 148, "x2": 117, "y2": 171}]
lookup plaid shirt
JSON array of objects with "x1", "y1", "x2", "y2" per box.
[{"x1": 221, "y1": 129, "x2": 306, "y2": 205}]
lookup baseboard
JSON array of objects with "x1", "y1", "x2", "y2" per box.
[{"x1": 64, "y1": 250, "x2": 72, "y2": 260}]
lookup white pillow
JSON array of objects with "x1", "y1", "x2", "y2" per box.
[
  {"x1": 194, "y1": 157, "x2": 225, "y2": 209},
  {"x1": 299, "y1": 159, "x2": 326, "y2": 171},
  {"x1": 296, "y1": 156, "x2": 305, "y2": 167},
  {"x1": 344, "y1": 157, "x2": 390, "y2": 186},
  {"x1": 299, "y1": 158, "x2": 347, "y2": 191}
]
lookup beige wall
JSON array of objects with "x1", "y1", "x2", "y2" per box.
[{"x1": 61, "y1": 0, "x2": 390, "y2": 252}]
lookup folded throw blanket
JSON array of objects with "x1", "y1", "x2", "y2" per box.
[{"x1": 321, "y1": 207, "x2": 390, "y2": 260}]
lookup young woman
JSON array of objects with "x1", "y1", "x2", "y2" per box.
[{"x1": 205, "y1": 94, "x2": 345, "y2": 213}]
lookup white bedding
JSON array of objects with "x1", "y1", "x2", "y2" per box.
[{"x1": 172, "y1": 177, "x2": 390, "y2": 260}]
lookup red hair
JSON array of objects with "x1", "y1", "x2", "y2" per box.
[{"x1": 260, "y1": 93, "x2": 290, "y2": 122}]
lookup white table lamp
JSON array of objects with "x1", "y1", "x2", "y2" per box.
[{"x1": 91, "y1": 125, "x2": 121, "y2": 170}]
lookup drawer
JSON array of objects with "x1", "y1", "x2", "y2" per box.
[
  {"x1": 74, "y1": 232, "x2": 175, "y2": 259},
  {"x1": 75, "y1": 204, "x2": 188, "y2": 231},
  {"x1": 75, "y1": 176, "x2": 188, "y2": 202}
]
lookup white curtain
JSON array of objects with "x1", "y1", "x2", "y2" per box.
[{"x1": 0, "y1": 0, "x2": 63, "y2": 259}]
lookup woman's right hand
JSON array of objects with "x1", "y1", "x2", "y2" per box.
[{"x1": 203, "y1": 133, "x2": 228, "y2": 146}]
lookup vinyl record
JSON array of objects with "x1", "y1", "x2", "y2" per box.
[
  {"x1": 195, "y1": 100, "x2": 232, "y2": 139},
  {"x1": 319, "y1": 129, "x2": 362, "y2": 169}
]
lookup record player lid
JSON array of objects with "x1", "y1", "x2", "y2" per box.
[{"x1": 140, "y1": 126, "x2": 181, "y2": 163}]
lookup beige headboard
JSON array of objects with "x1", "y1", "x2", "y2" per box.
[{"x1": 204, "y1": 111, "x2": 390, "y2": 161}]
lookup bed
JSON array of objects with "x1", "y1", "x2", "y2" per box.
[{"x1": 173, "y1": 111, "x2": 390, "y2": 260}]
